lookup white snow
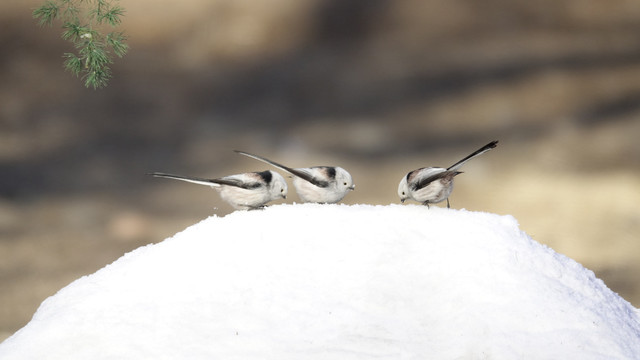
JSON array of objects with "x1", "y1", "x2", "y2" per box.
[{"x1": 1, "y1": 204, "x2": 639, "y2": 359}]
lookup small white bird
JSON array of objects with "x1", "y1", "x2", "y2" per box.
[
  {"x1": 398, "y1": 140, "x2": 498, "y2": 208},
  {"x1": 149, "y1": 170, "x2": 287, "y2": 210},
  {"x1": 234, "y1": 150, "x2": 355, "y2": 204}
]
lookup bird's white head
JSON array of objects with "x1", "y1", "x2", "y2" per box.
[
  {"x1": 397, "y1": 175, "x2": 410, "y2": 203},
  {"x1": 268, "y1": 171, "x2": 288, "y2": 200},
  {"x1": 335, "y1": 167, "x2": 355, "y2": 192}
]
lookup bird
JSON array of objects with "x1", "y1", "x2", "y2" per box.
[
  {"x1": 149, "y1": 170, "x2": 287, "y2": 210},
  {"x1": 234, "y1": 150, "x2": 355, "y2": 204},
  {"x1": 398, "y1": 140, "x2": 498, "y2": 208}
]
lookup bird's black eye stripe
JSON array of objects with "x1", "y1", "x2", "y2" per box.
[
  {"x1": 326, "y1": 167, "x2": 336, "y2": 179},
  {"x1": 256, "y1": 170, "x2": 273, "y2": 184}
]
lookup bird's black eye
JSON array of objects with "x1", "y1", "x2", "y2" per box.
[
  {"x1": 343, "y1": 182, "x2": 348, "y2": 186},
  {"x1": 281, "y1": 188, "x2": 284, "y2": 192},
  {"x1": 402, "y1": 192, "x2": 405, "y2": 195}
]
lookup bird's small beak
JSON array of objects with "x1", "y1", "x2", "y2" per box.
[
  {"x1": 282, "y1": 194, "x2": 287, "y2": 199},
  {"x1": 349, "y1": 185, "x2": 355, "y2": 191},
  {"x1": 401, "y1": 198, "x2": 406, "y2": 203}
]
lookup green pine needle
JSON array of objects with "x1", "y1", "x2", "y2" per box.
[
  {"x1": 33, "y1": 1, "x2": 59, "y2": 26},
  {"x1": 63, "y1": 53, "x2": 83, "y2": 76},
  {"x1": 84, "y1": 67, "x2": 112, "y2": 90},
  {"x1": 106, "y1": 32, "x2": 129, "y2": 57},
  {"x1": 33, "y1": 0, "x2": 127, "y2": 89}
]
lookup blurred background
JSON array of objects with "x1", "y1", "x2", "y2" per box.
[{"x1": 2, "y1": 0, "x2": 639, "y2": 341}]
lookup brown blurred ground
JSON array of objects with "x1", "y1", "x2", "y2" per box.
[{"x1": 1, "y1": 0, "x2": 640, "y2": 341}]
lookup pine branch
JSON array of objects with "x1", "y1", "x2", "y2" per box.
[
  {"x1": 33, "y1": 0, "x2": 128, "y2": 89},
  {"x1": 33, "y1": 1, "x2": 59, "y2": 26}
]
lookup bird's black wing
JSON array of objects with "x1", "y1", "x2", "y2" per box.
[{"x1": 412, "y1": 170, "x2": 459, "y2": 191}]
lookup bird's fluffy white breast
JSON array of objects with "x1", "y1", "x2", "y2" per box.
[
  {"x1": 410, "y1": 181, "x2": 451, "y2": 203},
  {"x1": 216, "y1": 173, "x2": 269, "y2": 209},
  {"x1": 292, "y1": 171, "x2": 346, "y2": 204},
  {"x1": 218, "y1": 186, "x2": 270, "y2": 209},
  {"x1": 408, "y1": 167, "x2": 452, "y2": 203}
]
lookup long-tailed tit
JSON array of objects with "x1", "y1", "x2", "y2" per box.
[
  {"x1": 234, "y1": 150, "x2": 355, "y2": 204},
  {"x1": 398, "y1": 140, "x2": 498, "y2": 208},
  {"x1": 149, "y1": 170, "x2": 287, "y2": 210}
]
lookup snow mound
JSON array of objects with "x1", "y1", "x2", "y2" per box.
[{"x1": 1, "y1": 204, "x2": 639, "y2": 359}]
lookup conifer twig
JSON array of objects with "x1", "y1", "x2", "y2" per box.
[{"x1": 33, "y1": 0, "x2": 128, "y2": 89}]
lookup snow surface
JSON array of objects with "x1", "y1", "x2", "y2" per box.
[{"x1": 1, "y1": 204, "x2": 639, "y2": 359}]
